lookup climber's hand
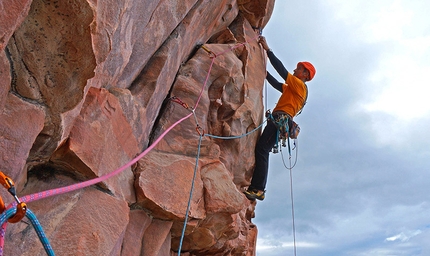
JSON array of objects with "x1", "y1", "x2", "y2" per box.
[{"x1": 258, "y1": 36, "x2": 270, "y2": 51}]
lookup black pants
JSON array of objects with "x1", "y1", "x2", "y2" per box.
[{"x1": 249, "y1": 119, "x2": 279, "y2": 191}]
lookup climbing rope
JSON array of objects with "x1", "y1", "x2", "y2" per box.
[
  {"x1": 204, "y1": 120, "x2": 267, "y2": 140},
  {"x1": 178, "y1": 134, "x2": 203, "y2": 255},
  {"x1": 280, "y1": 139, "x2": 299, "y2": 170},
  {"x1": 0, "y1": 171, "x2": 54, "y2": 256},
  {"x1": 289, "y1": 155, "x2": 297, "y2": 256},
  {"x1": 0, "y1": 208, "x2": 54, "y2": 256},
  {"x1": 273, "y1": 114, "x2": 299, "y2": 256},
  {"x1": 280, "y1": 140, "x2": 299, "y2": 256}
]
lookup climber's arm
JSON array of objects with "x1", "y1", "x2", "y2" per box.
[
  {"x1": 267, "y1": 50, "x2": 289, "y2": 81},
  {"x1": 266, "y1": 71, "x2": 283, "y2": 93}
]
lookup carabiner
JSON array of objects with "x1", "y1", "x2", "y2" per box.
[
  {"x1": 0, "y1": 196, "x2": 5, "y2": 214},
  {"x1": 196, "y1": 125, "x2": 205, "y2": 136},
  {"x1": 8, "y1": 202, "x2": 27, "y2": 223},
  {"x1": 171, "y1": 96, "x2": 190, "y2": 110}
]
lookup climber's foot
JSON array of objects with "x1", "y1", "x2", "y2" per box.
[{"x1": 244, "y1": 189, "x2": 265, "y2": 201}]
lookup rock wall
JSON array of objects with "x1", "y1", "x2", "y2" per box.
[{"x1": 0, "y1": 0, "x2": 274, "y2": 255}]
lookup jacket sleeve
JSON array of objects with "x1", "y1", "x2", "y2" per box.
[
  {"x1": 266, "y1": 71, "x2": 283, "y2": 93},
  {"x1": 267, "y1": 50, "x2": 289, "y2": 81}
]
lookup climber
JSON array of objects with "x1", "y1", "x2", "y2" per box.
[{"x1": 244, "y1": 36, "x2": 316, "y2": 201}]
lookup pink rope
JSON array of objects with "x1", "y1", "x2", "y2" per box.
[
  {"x1": 21, "y1": 113, "x2": 193, "y2": 205},
  {"x1": 0, "y1": 113, "x2": 194, "y2": 255},
  {"x1": 194, "y1": 57, "x2": 215, "y2": 110}
]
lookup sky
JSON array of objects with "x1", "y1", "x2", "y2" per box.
[{"x1": 253, "y1": 1, "x2": 430, "y2": 255}]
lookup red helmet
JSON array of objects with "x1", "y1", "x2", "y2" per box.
[{"x1": 298, "y1": 62, "x2": 316, "y2": 81}]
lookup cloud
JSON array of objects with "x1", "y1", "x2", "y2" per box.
[
  {"x1": 385, "y1": 230, "x2": 422, "y2": 242},
  {"x1": 257, "y1": 238, "x2": 320, "y2": 255}
]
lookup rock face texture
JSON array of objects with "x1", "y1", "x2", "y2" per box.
[{"x1": 0, "y1": 0, "x2": 274, "y2": 255}]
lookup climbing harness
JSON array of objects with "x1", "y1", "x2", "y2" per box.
[
  {"x1": 270, "y1": 112, "x2": 290, "y2": 154},
  {"x1": 0, "y1": 171, "x2": 54, "y2": 255},
  {"x1": 265, "y1": 110, "x2": 299, "y2": 155}
]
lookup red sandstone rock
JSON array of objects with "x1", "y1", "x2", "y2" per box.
[
  {"x1": 0, "y1": 52, "x2": 10, "y2": 110},
  {"x1": 201, "y1": 162, "x2": 247, "y2": 214},
  {"x1": 141, "y1": 219, "x2": 174, "y2": 256},
  {"x1": 121, "y1": 209, "x2": 152, "y2": 256},
  {"x1": 1, "y1": 0, "x2": 275, "y2": 255},
  {"x1": 5, "y1": 0, "x2": 97, "y2": 159},
  {"x1": 134, "y1": 150, "x2": 206, "y2": 221},
  {"x1": 0, "y1": 0, "x2": 32, "y2": 51},
  {"x1": 88, "y1": 0, "x2": 199, "y2": 89},
  {"x1": 238, "y1": 0, "x2": 275, "y2": 29},
  {"x1": 126, "y1": 0, "x2": 239, "y2": 150},
  {"x1": 0, "y1": 94, "x2": 45, "y2": 186}
]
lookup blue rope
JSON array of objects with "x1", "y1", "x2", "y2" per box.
[
  {"x1": 204, "y1": 119, "x2": 267, "y2": 140},
  {"x1": 0, "y1": 208, "x2": 14, "y2": 226},
  {"x1": 0, "y1": 208, "x2": 54, "y2": 256},
  {"x1": 178, "y1": 134, "x2": 203, "y2": 255},
  {"x1": 26, "y1": 209, "x2": 55, "y2": 256},
  {"x1": 177, "y1": 118, "x2": 267, "y2": 254}
]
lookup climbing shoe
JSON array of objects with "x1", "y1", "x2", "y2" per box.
[{"x1": 244, "y1": 189, "x2": 265, "y2": 201}]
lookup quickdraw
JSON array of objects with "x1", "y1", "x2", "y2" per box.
[
  {"x1": 170, "y1": 96, "x2": 205, "y2": 136},
  {"x1": 171, "y1": 96, "x2": 205, "y2": 136},
  {"x1": 195, "y1": 125, "x2": 205, "y2": 136},
  {"x1": 170, "y1": 96, "x2": 190, "y2": 110},
  {"x1": 200, "y1": 45, "x2": 217, "y2": 58},
  {"x1": 0, "y1": 171, "x2": 27, "y2": 223}
]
